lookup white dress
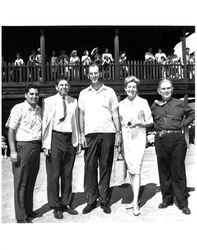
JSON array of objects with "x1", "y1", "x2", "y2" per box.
[{"x1": 119, "y1": 95, "x2": 153, "y2": 174}]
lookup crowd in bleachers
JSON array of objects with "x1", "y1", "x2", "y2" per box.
[{"x1": 2, "y1": 46, "x2": 195, "y2": 82}]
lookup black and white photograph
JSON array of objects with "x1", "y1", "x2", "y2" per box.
[{"x1": 1, "y1": 1, "x2": 196, "y2": 250}]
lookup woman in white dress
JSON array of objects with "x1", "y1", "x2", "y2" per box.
[{"x1": 119, "y1": 76, "x2": 153, "y2": 216}]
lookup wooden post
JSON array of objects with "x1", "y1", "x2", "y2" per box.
[
  {"x1": 114, "y1": 28, "x2": 120, "y2": 82},
  {"x1": 181, "y1": 30, "x2": 187, "y2": 83},
  {"x1": 40, "y1": 29, "x2": 45, "y2": 84}
]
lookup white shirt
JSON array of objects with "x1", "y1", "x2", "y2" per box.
[
  {"x1": 155, "y1": 52, "x2": 167, "y2": 63},
  {"x1": 119, "y1": 95, "x2": 153, "y2": 128},
  {"x1": 5, "y1": 101, "x2": 42, "y2": 141},
  {"x1": 78, "y1": 84, "x2": 118, "y2": 135},
  {"x1": 52, "y1": 94, "x2": 77, "y2": 133}
]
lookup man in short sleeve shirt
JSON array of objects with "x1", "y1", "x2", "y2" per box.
[
  {"x1": 5, "y1": 84, "x2": 42, "y2": 223},
  {"x1": 78, "y1": 63, "x2": 122, "y2": 214}
]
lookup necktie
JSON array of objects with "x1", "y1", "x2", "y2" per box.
[{"x1": 59, "y1": 96, "x2": 67, "y2": 122}]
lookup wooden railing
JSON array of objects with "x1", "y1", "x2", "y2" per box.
[{"x1": 2, "y1": 61, "x2": 195, "y2": 83}]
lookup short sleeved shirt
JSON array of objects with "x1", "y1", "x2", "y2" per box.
[
  {"x1": 5, "y1": 100, "x2": 42, "y2": 141},
  {"x1": 78, "y1": 84, "x2": 118, "y2": 135}
]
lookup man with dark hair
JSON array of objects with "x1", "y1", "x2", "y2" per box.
[
  {"x1": 42, "y1": 75, "x2": 79, "y2": 219},
  {"x1": 78, "y1": 63, "x2": 122, "y2": 214},
  {"x1": 151, "y1": 79, "x2": 195, "y2": 215},
  {"x1": 6, "y1": 84, "x2": 42, "y2": 223}
]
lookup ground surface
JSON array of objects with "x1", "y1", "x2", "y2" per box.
[{"x1": 1, "y1": 144, "x2": 196, "y2": 223}]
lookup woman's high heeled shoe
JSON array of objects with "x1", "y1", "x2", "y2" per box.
[{"x1": 132, "y1": 207, "x2": 141, "y2": 216}]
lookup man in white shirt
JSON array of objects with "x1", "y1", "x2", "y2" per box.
[
  {"x1": 42, "y1": 75, "x2": 79, "y2": 219},
  {"x1": 155, "y1": 48, "x2": 167, "y2": 63},
  {"x1": 78, "y1": 63, "x2": 122, "y2": 214}
]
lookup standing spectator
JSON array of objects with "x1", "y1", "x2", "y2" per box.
[
  {"x1": 5, "y1": 84, "x2": 42, "y2": 223},
  {"x1": 78, "y1": 63, "x2": 122, "y2": 214},
  {"x1": 42, "y1": 75, "x2": 79, "y2": 220},
  {"x1": 155, "y1": 48, "x2": 167, "y2": 64},
  {"x1": 1, "y1": 136, "x2": 8, "y2": 158},
  {"x1": 14, "y1": 52, "x2": 24, "y2": 82},
  {"x1": 27, "y1": 55, "x2": 37, "y2": 81},
  {"x1": 151, "y1": 79, "x2": 195, "y2": 215},
  {"x1": 58, "y1": 49, "x2": 70, "y2": 77},
  {"x1": 35, "y1": 48, "x2": 42, "y2": 80},
  {"x1": 119, "y1": 76, "x2": 153, "y2": 216},
  {"x1": 101, "y1": 48, "x2": 114, "y2": 79},
  {"x1": 119, "y1": 51, "x2": 128, "y2": 78},
  {"x1": 50, "y1": 50, "x2": 59, "y2": 80},
  {"x1": 167, "y1": 49, "x2": 179, "y2": 78},
  {"x1": 186, "y1": 47, "x2": 191, "y2": 63},
  {"x1": 81, "y1": 50, "x2": 91, "y2": 77},
  {"x1": 69, "y1": 50, "x2": 80, "y2": 80},
  {"x1": 145, "y1": 48, "x2": 155, "y2": 62},
  {"x1": 90, "y1": 47, "x2": 102, "y2": 65}
]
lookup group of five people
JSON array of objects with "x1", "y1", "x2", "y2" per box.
[{"x1": 5, "y1": 63, "x2": 194, "y2": 223}]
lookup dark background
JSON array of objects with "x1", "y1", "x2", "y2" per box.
[{"x1": 2, "y1": 25, "x2": 195, "y2": 62}]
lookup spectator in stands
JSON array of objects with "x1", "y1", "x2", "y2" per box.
[
  {"x1": 145, "y1": 48, "x2": 155, "y2": 62},
  {"x1": 155, "y1": 48, "x2": 167, "y2": 64},
  {"x1": 186, "y1": 47, "x2": 191, "y2": 63},
  {"x1": 35, "y1": 48, "x2": 42, "y2": 80},
  {"x1": 166, "y1": 49, "x2": 179, "y2": 78},
  {"x1": 14, "y1": 52, "x2": 24, "y2": 66},
  {"x1": 27, "y1": 55, "x2": 37, "y2": 81},
  {"x1": 29, "y1": 50, "x2": 37, "y2": 62},
  {"x1": 81, "y1": 50, "x2": 91, "y2": 77},
  {"x1": 58, "y1": 49, "x2": 70, "y2": 78},
  {"x1": 69, "y1": 50, "x2": 80, "y2": 80},
  {"x1": 119, "y1": 76, "x2": 153, "y2": 216},
  {"x1": 90, "y1": 47, "x2": 102, "y2": 65},
  {"x1": 50, "y1": 50, "x2": 59, "y2": 80},
  {"x1": 14, "y1": 52, "x2": 24, "y2": 82},
  {"x1": 119, "y1": 51, "x2": 128, "y2": 78},
  {"x1": 101, "y1": 48, "x2": 114, "y2": 79},
  {"x1": 2, "y1": 57, "x2": 6, "y2": 81}
]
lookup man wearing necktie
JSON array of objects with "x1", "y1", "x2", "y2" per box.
[{"x1": 42, "y1": 75, "x2": 79, "y2": 219}]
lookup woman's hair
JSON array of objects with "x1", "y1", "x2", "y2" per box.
[{"x1": 124, "y1": 75, "x2": 140, "y2": 88}]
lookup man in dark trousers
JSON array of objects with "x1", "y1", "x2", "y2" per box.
[
  {"x1": 6, "y1": 84, "x2": 42, "y2": 223},
  {"x1": 42, "y1": 75, "x2": 79, "y2": 219},
  {"x1": 78, "y1": 63, "x2": 122, "y2": 214},
  {"x1": 151, "y1": 79, "x2": 195, "y2": 215}
]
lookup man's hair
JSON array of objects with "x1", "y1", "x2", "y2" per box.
[
  {"x1": 25, "y1": 84, "x2": 40, "y2": 93},
  {"x1": 88, "y1": 63, "x2": 100, "y2": 72},
  {"x1": 158, "y1": 78, "x2": 173, "y2": 88},
  {"x1": 55, "y1": 74, "x2": 70, "y2": 86}
]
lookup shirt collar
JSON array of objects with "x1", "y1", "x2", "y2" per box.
[
  {"x1": 24, "y1": 100, "x2": 40, "y2": 111},
  {"x1": 56, "y1": 93, "x2": 68, "y2": 100},
  {"x1": 87, "y1": 83, "x2": 107, "y2": 93}
]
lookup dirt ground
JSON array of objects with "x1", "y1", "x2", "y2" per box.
[{"x1": 1, "y1": 144, "x2": 196, "y2": 223}]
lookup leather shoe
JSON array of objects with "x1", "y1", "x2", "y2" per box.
[
  {"x1": 53, "y1": 208, "x2": 63, "y2": 219},
  {"x1": 182, "y1": 207, "x2": 191, "y2": 215},
  {"x1": 82, "y1": 203, "x2": 97, "y2": 214},
  {"x1": 17, "y1": 218, "x2": 33, "y2": 223},
  {"x1": 100, "y1": 204, "x2": 111, "y2": 214},
  {"x1": 28, "y1": 211, "x2": 43, "y2": 219},
  {"x1": 62, "y1": 205, "x2": 78, "y2": 215},
  {"x1": 158, "y1": 202, "x2": 173, "y2": 209}
]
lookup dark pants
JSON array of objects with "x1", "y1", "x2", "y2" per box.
[
  {"x1": 46, "y1": 131, "x2": 76, "y2": 208},
  {"x1": 154, "y1": 133, "x2": 188, "y2": 208},
  {"x1": 13, "y1": 141, "x2": 40, "y2": 220},
  {"x1": 84, "y1": 133, "x2": 115, "y2": 205}
]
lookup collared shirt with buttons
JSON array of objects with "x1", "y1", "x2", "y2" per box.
[
  {"x1": 151, "y1": 97, "x2": 195, "y2": 131},
  {"x1": 5, "y1": 100, "x2": 42, "y2": 141},
  {"x1": 78, "y1": 84, "x2": 119, "y2": 135}
]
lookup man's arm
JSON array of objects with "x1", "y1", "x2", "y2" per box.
[
  {"x1": 112, "y1": 107, "x2": 122, "y2": 147},
  {"x1": 78, "y1": 108, "x2": 87, "y2": 148},
  {"x1": 8, "y1": 128, "x2": 18, "y2": 164}
]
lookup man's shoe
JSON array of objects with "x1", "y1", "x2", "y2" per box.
[
  {"x1": 182, "y1": 207, "x2": 191, "y2": 215},
  {"x1": 82, "y1": 204, "x2": 97, "y2": 214},
  {"x1": 53, "y1": 208, "x2": 63, "y2": 219},
  {"x1": 100, "y1": 203, "x2": 111, "y2": 214},
  {"x1": 28, "y1": 211, "x2": 43, "y2": 219},
  {"x1": 17, "y1": 218, "x2": 33, "y2": 223},
  {"x1": 158, "y1": 202, "x2": 173, "y2": 209},
  {"x1": 62, "y1": 205, "x2": 78, "y2": 215}
]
